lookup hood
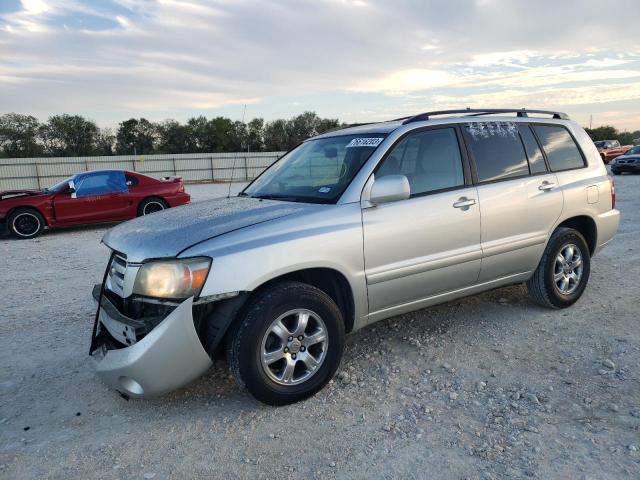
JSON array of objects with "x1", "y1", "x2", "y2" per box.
[
  {"x1": 615, "y1": 154, "x2": 640, "y2": 161},
  {"x1": 0, "y1": 189, "x2": 46, "y2": 201},
  {"x1": 102, "y1": 196, "x2": 311, "y2": 262}
]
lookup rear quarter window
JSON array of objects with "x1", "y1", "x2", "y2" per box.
[
  {"x1": 125, "y1": 174, "x2": 139, "y2": 186},
  {"x1": 533, "y1": 125, "x2": 585, "y2": 171}
]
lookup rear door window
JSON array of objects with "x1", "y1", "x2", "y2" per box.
[
  {"x1": 518, "y1": 125, "x2": 547, "y2": 174},
  {"x1": 533, "y1": 125, "x2": 585, "y2": 171},
  {"x1": 462, "y1": 122, "x2": 529, "y2": 182}
]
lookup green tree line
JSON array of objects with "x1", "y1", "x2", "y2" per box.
[
  {"x1": 1, "y1": 112, "x2": 637, "y2": 159},
  {"x1": 0, "y1": 112, "x2": 344, "y2": 158},
  {"x1": 584, "y1": 125, "x2": 640, "y2": 145}
]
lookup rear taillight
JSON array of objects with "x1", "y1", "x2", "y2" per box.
[
  {"x1": 178, "y1": 183, "x2": 185, "y2": 193},
  {"x1": 609, "y1": 176, "x2": 615, "y2": 209}
]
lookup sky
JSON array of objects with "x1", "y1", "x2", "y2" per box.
[{"x1": 1, "y1": 0, "x2": 639, "y2": 131}]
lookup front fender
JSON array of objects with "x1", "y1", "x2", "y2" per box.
[{"x1": 181, "y1": 203, "x2": 369, "y2": 330}]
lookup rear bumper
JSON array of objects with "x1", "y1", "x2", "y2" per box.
[
  {"x1": 594, "y1": 209, "x2": 620, "y2": 255},
  {"x1": 167, "y1": 192, "x2": 191, "y2": 207},
  {"x1": 92, "y1": 290, "x2": 212, "y2": 398}
]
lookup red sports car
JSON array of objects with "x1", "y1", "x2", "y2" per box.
[{"x1": 0, "y1": 170, "x2": 190, "y2": 239}]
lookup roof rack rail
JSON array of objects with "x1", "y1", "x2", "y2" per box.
[{"x1": 402, "y1": 108, "x2": 569, "y2": 124}]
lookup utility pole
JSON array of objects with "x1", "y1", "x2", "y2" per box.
[{"x1": 589, "y1": 115, "x2": 593, "y2": 129}]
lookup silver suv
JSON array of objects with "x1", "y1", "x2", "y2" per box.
[{"x1": 90, "y1": 108, "x2": 620, "y2": 405}]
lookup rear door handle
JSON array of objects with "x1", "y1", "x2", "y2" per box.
[
  {"x1": 538, "y1": 181, "x2": 556, "y2": 191},
  {"x1": 453, "y1": 197, "x2": 476, "y2": 209}
]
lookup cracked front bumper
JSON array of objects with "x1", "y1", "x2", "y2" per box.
[{"x1": 92, "y1": 292, "x2": 212, "y2": 398}]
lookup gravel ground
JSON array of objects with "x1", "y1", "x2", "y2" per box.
[{"x1": 1, "y1": 174, "x2": 639, "y2": 479}]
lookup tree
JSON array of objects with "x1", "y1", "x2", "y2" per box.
[
  {"x1": 39, "y1": 114, "x2": 99, "y2": 157},
  {"x1": 264, "y1": 119, "x2": 290, "y2": 151},
  {"x1": 247, "y1": 118, "x2": 265, "y2": 152},
  {"x1": 317, "y1": 117, "x2": 341, "y2": 135},
  {"x1": 94, "y1": 128, "x2": 115, "y2": 155},
  {"x1": 229, "y1": 120, "x2": 248, "y2": 151},
  {"x1": 156, "y1": 119, "x2": 191, "y2": 154},
  {"x1": 115, "y1": 118, "x2": 157, "y2": 155},
  {"x1": 209, "y1": 117, "x2": 234, "y2": 152},
  {"x1": 287, "y1": 111, "x2": 321, "y2": 146},
  {"x1": 0, "y1": 113, "x2": 43, "y2": 157},
  {"x1": 584, "y1": 125, "x2": 618, "y2": 141},
  {"x1": 186, "y1": 116, "x2": 216, "y2": 152}
]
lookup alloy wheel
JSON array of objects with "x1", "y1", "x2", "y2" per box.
[{"x1": 260, "y1": 309, "x2": 328, "y2": 386}]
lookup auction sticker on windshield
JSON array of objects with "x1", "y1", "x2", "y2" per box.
[{"x1": 346, "y1": 137, "x2": 384, "y2": 148}]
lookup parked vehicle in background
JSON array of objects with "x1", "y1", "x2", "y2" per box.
[
  {"x1": 91, "y1": 108, "x2": 619, "y2": 405},
  {"x1": 594, "y1": 139, "x2": 633, "y2": 164},
  {"x1": 0, "y1": 170, "x2": 190, "y2": 239},
  {"x1": 611, "y1": 145, "x2": 640, "y2": 175}
]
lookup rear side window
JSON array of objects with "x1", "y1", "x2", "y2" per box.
[
  {"x1": 125, "y1": 174, "x2": 139, "y2": 186},
  {"x1": 518, "y1": 125, "x2": 547, "y2": 174},
  {"x1": 533, "y1": 125, "x2": 585, "y2": 171},
  {"x1": 376, "y1": 128, "x2": 464, "y2": 196},
  {"x1": 463, "y1": 122, "x2": 529, "y2": 182}
]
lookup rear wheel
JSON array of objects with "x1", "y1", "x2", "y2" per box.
[
  {"x1": 137, "y1": 197, "x2": 168, "y2": 216},
  {"x1": 227, "y1": 281, "x2": 345, "y2": 405},
  {"x1": 527, "y1": 227, "x2": 591, "y2": 308},
  {"x1": 8, "y1": 208, "x2": 45, "y2": 239}
]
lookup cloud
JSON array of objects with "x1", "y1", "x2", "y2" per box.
[{"x1": 0, "y1": 0, "x2": 639, "y2": 129}]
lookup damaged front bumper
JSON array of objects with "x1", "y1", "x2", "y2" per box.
[{"x1": 91, "y1": 286, "x2": 212, "y2": 398}]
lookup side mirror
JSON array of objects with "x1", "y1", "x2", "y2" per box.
[
  {"x1": 369, "y1": 175, "x2": 410, "y2": 205},
  {"x1": 67, "y1": 181, "x2": 77, "y2": 198}
]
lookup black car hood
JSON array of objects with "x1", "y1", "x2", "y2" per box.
[{"x1": 102, "y1": 196, "x2": 310, "y2": 262}]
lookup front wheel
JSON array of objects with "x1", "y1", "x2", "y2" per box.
[
  {"x1": 8, "y1": 208, "x2": 45, "y2": 239},
  {"x1": 527, "y1": 227, "x2": 591, "y2": 308},
  {"x1": 226, "y1": 281, "x2": 345, "y2": 405}
]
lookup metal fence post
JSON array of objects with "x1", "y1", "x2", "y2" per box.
[
  {"x1": 210, "y1": 156, "x2": 215, "y2": 182},
  {"x1": 34, "y1": 162, "x2": 41, "y2": 189},
  {"x1": 244, "y1": 156, "x2": 249, "y2": 181}
]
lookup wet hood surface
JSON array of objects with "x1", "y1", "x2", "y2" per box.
[{"x1": 102, "y1": 196, "x2": 309, "y2": 262}]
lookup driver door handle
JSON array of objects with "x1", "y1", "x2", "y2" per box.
[
  {"x1": 538, "y1": 181, "x2": 556, "y2": 191},
  {"x1": 453, "y1": 197, "x2": 476, "y2": 209}
]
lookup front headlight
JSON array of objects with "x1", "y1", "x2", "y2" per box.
[{"x1": 133, "y1": 257, "x2": 211, "y2": 299}]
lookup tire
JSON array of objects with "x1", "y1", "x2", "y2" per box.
[
  {"x1": 227, "y1": 281, "x2": 345, "y2": 405},
  {"x1": 8, "y1": 208, "x2": 45, "y2": 239},
  {"x1": 137, "y1": 197, "x2": 168, "y2": 216},
  {"x1": 612, "y1": 169, "x2": 620, "y2": 175},
  {"x1": 527, "y1": 227, "x2": 591, "y2": 309}
]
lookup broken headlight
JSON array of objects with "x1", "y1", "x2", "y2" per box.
[{"x1": 132, "y1": 257, "x2": 211, "y2": 299}]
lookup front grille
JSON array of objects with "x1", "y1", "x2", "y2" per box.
[{"x1": 108, "y1": 253, "x2": 127, "y2": 296}]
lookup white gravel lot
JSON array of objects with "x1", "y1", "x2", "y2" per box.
[{"x1": 1, "y1": 174, "x2": 639, "y2": 479}]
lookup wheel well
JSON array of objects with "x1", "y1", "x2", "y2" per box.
[
  {"x1": 138, "y1": 196, "x2": 167, "y2": 210},
  {"x1": 256, "y1": 268, "x2": 356, "y2": 333},
  {"x1": 7, "y1": 206, "x2": 47, "y2": 226},
  {"x1": 556, "y1": 216, "x2": 597, "y2": 255}
]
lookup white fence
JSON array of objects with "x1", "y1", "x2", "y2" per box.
[{"x1": 0, "y1": 151, "x2": 285, "y2": 190}]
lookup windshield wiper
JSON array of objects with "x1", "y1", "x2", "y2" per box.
[{"x1": 252, "y1": 194, "x2": 301, "y2": 202}]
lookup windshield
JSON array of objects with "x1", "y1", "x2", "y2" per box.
[
  {"x1": 626, "y1": 145, "x2": 640, "y2": 155},
  {"x1": 45, "y1": 176, "x2": 74, "y2": 193},
  {"x1": 242, "y1": 134, "x2": 387, "y2": 203}
]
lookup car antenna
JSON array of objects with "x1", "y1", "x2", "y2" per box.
[{"x1": 227, "y1": 104, "x2": 247, "y2": 199}]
